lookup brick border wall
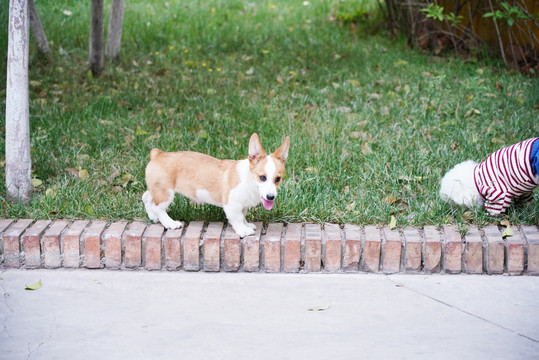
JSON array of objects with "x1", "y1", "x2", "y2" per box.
[{"x1": 0, "y1": 219, "x2": 538, "y2": 275}]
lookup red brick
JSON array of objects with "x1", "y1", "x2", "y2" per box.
[
  {"x1": 164, "y1": 228, "x2": 183, "y2": 270},
  {"x1": 483, "y1": 225, "x2": 504, "y2": 275},
  {"x1": 343, "y1": 224, "x2": 361, "y2": 272},
  {"x1": 304, "y1": 224, "x2": 322, "y2": 272},
  {"x1": 3, "y1": 219, "x2": 33, "y2": 268},
  {"x1": 403, "y1": 226, "x2": 421, "y2": 272},
  {"x1": 83, "y1": 221, "x2": 107, "y2": 269},
  {"x1": 0, "y1": 219, "x2": 14, "y2": 234},
  {"x1": 23, "y1": 220, "x2": 51, "y2": 268},
  {"x1": 283, "y1": 223, "x2": 302, "y2": 273},
  {"x1": 243, "y1": 222, "x2": 263, "y2": 272},
  {"x1": 144, "y1": 224, "x2": 164, "y2": 270},
  {"x1": 124, "y1": 222, "x2": 146, "y2": 268},
  {"x1": 464, "y1": 226, "x2": 483, "y2": 274},
  {"x1": 362, "y1": 225, "x2": 380, "y2": 273},
  {"x1": 382, "y1": 227, "x2": 401, "y2": 274},
  {"x1": 506, "y1": 227, "x2": 524, "y2": 276},
  {"x1": 0, "y1": 219, "x2": 14, "y2": 266},
  {"x1": 521, "y1": 225, "x2": 539, "y2": 275},
  {"x1": 424, "y1": 226, "x2": 441, "y2": 273},
  {"x1": 324, "y1": 223, "x2": 342, "y2": 272},
  {"x1": 204, "y1": 222, "x2": 223, "y2": 272},
  {"x1": 223, "y1": 225, "x2": 240, "y2": 272},
  {"x1": 103, "y1": 222, "x2": 127, "y2": 269},
  {"x1": 42, "y1": 220, "x2": 68, "y2": 268},
  {"x1": 62, "y1": 220, "x2": 89, "y2": 268},
  {"x1": 184, "y1": 221, "x2": 204, "y2": 271},
  {"x1": 443, "y1": 225, "x2": 462, "y2": 274},
  {"x1": 264, "y1": 223, "x2": 283, "y2": 272}
]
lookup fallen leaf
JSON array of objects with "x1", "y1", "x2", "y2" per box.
[
  {"x1": 308, "y1": 304, "x2": 330, "y2": 311},
  {"x1": 496, "y1": 82, "x2": 503, "y2": 91},
  {"x1": 501, "y1": 227, "x2": 514, "y2": 238},
  {"x1": 78, "y1": 169, "x2": 90, "y2": 180},
  {"x1": 368, "y1": 93, "x2": 382, "y2": 100},
  {"x1": 32, "y1": 178, "x2": 43, "y2": 187},
  {"x1": 347, "y1": 79, "x2": 360, "y2": 87},
  {"x1": 108, "y1": 169, "x2": 121, "y2": 182},
  {"x1": 389, "y1": 215, "x2": 397, "y2": 230},
  {"x1": 465, "y1": 109, "x2": 481, "y2": 117},
  {"x1": 45, "y1": 188, "x2": 57, "y2": 198},
  {"x1": 500, "y1": 219, "x2": 511, "y2": 227},
  {"x1": 25, "y1": 280, "x2": 42, "y2": 290},
  {"x1": 393, "y1": 59, "x2": 408, "y2": 66},
  {"x1": 397, "y1": 175, "x2": 424, "y2": 182},
  {"x1": 462, "y1": 211, "x2": 475, "y2": 221},
  {"x1": 124, "y1": 134, "x2": 135, "y2": 144},
  {"x1": 66, "y1": 168, "x2": 79, "y2": 177},
  {"x1": 385, "y1": 195, "x2": 397, "y2": 204},
  {"x1": 361, "y1": 142, "x2": 373, "y2": 155}
]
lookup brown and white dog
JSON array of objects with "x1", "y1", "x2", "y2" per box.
[{"x1": 142, "y1": 133, "x2": 290, "y2": 237}]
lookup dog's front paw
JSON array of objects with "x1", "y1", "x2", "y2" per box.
[
  {"x1": 161, "y1": 219, "x2": 183, "y2": 230},
  {"x1": 234, "y1": 226, "x2": 256, "y2": 238},
  {"x1": 246, "y1": 222, "x2": 257, "y2": 230}
]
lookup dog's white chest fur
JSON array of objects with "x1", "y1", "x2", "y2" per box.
[{"x1": 229, "y1": 159, "x2": 261, "y2": 208}]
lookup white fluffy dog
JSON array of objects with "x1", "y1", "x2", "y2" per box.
[{"x1": 440, "y1": 138, "x2": 539, "y2": 215}]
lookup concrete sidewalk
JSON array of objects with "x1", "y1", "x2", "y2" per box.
[{"x1": 1, "y1": 270, "x2": 539, "y2": 360}]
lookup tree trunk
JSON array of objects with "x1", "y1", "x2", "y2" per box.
[
  {"x1": 5, "y1": 0, "x2": 32, "y2": 202},
  {"x1": 28, "y1": 0, "x2": 52, "y2": 61},
  {"x1": 105, "y1": 0, "x2": 125, "y2": 61},
  {"x1": 89, "y1": 0, "x2": 104, "y2": 75}
]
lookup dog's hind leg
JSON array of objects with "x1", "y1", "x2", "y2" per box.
[
  {"x1": 142, "y1": 191, "x2": 159, "y2": 222},
  {"x1": 145, "y1": 189, "x2": 183, "y2": 230}
]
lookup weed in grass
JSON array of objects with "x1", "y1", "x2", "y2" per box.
[{"x1": 0, "y1": 0, "x2": 537, "y2": 229}]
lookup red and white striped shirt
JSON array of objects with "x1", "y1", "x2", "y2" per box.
[{"x1": 474, "y1": 138, "x2": 539, "y2": 215}]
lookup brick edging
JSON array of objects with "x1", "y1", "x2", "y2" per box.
[{"x1": 0, "y1": 219, "x2": 538, "y2": 275}]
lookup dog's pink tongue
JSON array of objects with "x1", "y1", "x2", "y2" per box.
[{"x1": 262, "y1": 198, "x2": 274, "y2": 210}]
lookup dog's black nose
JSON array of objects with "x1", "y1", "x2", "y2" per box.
[{"x1": 266, "y1": 194, "x2": 275, "y2": 201}]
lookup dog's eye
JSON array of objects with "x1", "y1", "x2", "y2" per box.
[
  {"x1": 259, "y1": 175, "x2": 267, "y2": 182},
  {"x1": 275, "y1": 177, "x2": 281, "y2": 183}
]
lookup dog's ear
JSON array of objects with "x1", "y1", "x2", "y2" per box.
[
  {"x1": 248, "y1": 133, "x2": 266, "y2": 164},
  {"x1": 273, "y1": 136, "x2": 290, "y2": 163}
]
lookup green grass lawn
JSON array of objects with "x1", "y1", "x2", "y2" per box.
[{"x1": 1, "y1": 0, "x2": 537, "y2": 229}]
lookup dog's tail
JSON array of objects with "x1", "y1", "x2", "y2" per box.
[{"x1": 150, "y1": 148, "x2": 162, "y2": 161}]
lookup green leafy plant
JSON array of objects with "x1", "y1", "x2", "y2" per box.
[
  {"x1": 419, "y1": 3, "x2": 462, "y2": 26},
  {"x1": 483, "y1": 1, "x2": 534, "y2": 27}
]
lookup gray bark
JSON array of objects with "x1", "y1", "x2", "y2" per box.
[
  {"x1": 5, "y1": 0, "x2": 32, "y2": 202},
  {"x1": 28, "y1": 0, "x2": 52, "y2": 61},
  {"x1": 105, "y1": 0, "x2": 125, "y2": 60},
  {"x1": 89, "y1": 0, "x2": 104, "y2": 75}
]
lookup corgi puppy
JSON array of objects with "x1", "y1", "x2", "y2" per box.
[{"x1": 142, "y1": 133, "x2": 290, "y2": 237}]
